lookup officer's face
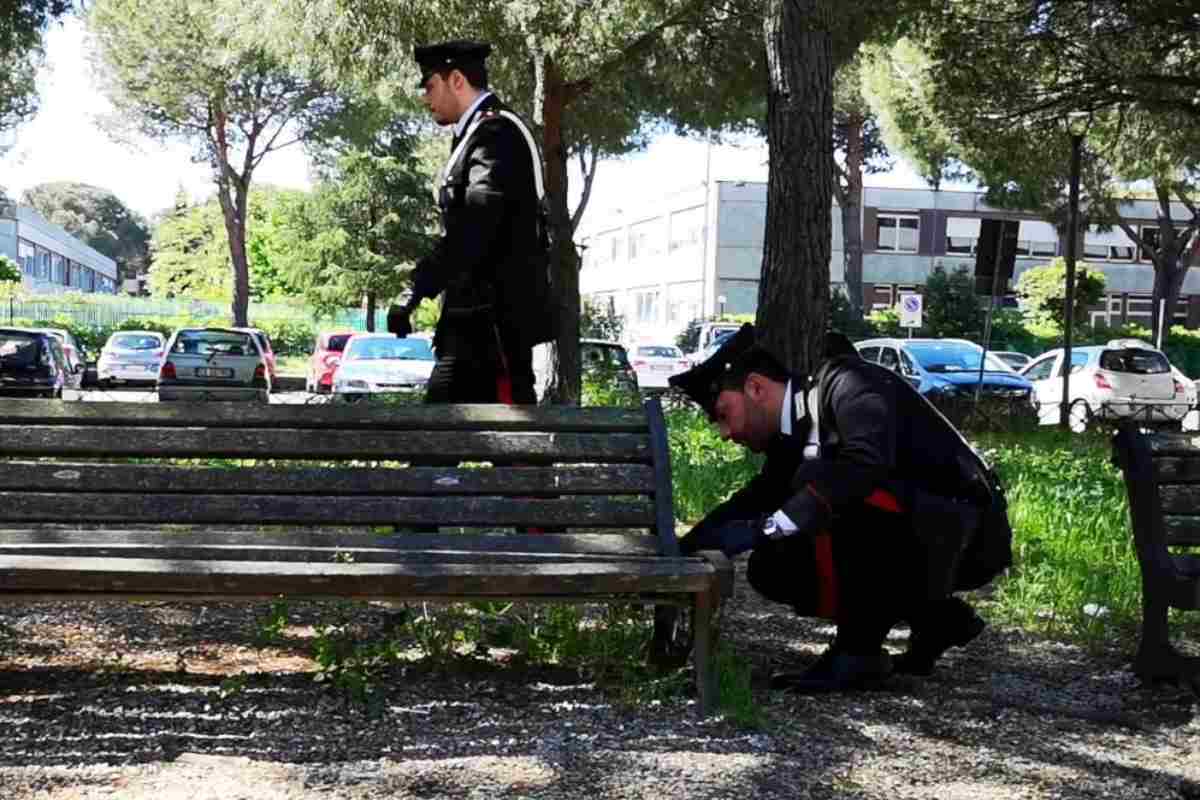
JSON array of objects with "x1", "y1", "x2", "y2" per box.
[
  {"x1": 421, "y1": 73, "x2": 460, "y2": 126},
  {"x1": 713, "y1": 379, "x2": 776, "y2": 453}
]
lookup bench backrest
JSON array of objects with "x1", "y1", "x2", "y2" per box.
[
  {"x1": 1113, "y1": 425, "x2": 1200, "y2": 573},
  {"x1": 0, "y1": 399, "x2": 679, "y2": 557}
]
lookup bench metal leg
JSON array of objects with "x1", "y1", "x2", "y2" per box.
[
  {"x1": 1135, "y1": 592, "x2": 1200, "y2": 692},
  {"x1": 693, "y1": 585, "x2": 720, "y2": 716}
]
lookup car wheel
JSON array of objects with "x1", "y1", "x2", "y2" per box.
[{"x1": 1068, "y1": 399, "x2": 1092, "y2": 433}]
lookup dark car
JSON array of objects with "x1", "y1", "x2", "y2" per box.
[{"x1": 0, "y1": 328, "x2": 74, "y2": 399}]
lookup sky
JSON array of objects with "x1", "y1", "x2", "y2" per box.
[{"x1": 1, "y1": 18, "x2": 940, "y2": 224}]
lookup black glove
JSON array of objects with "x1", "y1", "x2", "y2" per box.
[{"x1": 386, "y1": 304, "x2": 412, "y2": 338}]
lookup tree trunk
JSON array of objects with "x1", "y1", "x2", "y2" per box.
[
  {"x1": 214, "y1": 176, "x2": 251, "y2": 328},
  {"x1": 542, "y1": 60, "x2": 581, "y2": 405},
  {"x1": 365, "y1": 290, "x2": 377, "y2": 332},
  {"x1": 759, "y1": 0, "x2": 834, "y2": 372},
  {"x1": 210, "y1": 116, "x2": 251, "y2": 328},
  {"x1": 841, "y1": 111, "x2": 865, "y2": 321}
]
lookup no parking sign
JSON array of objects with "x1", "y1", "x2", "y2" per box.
[{"x1": 899, "y1": 294, "x2": 923, "y2": 328}]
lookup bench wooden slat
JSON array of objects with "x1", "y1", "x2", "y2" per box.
[
  {"x1": 1159, "y1": 516, "x2": 1200, "y2": 547},
  {"x1": 0, "y1": 543, "x2": 679, "y2": 564},
  {"x1": 1153, "y1": 458, "x2": 1200, "y2": 482},
  {"x1": 0, "y1": 426, "x2": 651, "y2": 462},
  {"x1": 0, "y1": 493, "x2": 656, "y2": 527},
  {"x1": 1146, "y1": 434, "x2": 1200, "y2": 456},
  {"x1": 0, "y1": 401, "x2": 650, "y2": 433},
  {"x1": 0, "y1": 462, "x2": 656, "y2": 495},
  {"x1": 0, "y1": 528, "x2": 663, "y2": 555},
  {"x1": 0, "y1": 555, "x2": 716, "y2": 595}
]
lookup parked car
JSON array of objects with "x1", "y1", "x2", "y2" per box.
[
  {"x1": 96, "y1": 330, "x2": 165, "y2": 386},
  {"x1": 1019, "y1": 339, "x2": 1190, "y2": 432},
  {"x1": 0, "y1": 328, "x2": 73, "y2": 398},
  {"x1": 855, "y1": 337, "x2": 1034, "y2": 401},
  {"x1": 533, "y1": 338, "x2": 639, "y2": 400},
  {"x1": 32, "y1": 327, "x2": 88, "y2": 390},
  {"x1": 306, "y1": 330, "x2": 354, "y2": 394},
  {"x1": 630, "y1": 344, "x2": 691, "y2": 390},
  {"x1": 332, "y1": 333, "x2": 435, "y2": 399},
  {"x1": 993, "y1": 351, "x2": 1032, "y2": 371},
  {"x1": 233, "y1": 327, "x2": 278, "y2": 387},
  {"x1": 157, "y1": 327, "x2": 271, "y2": 402},
  {"x1": 689, "y1": 328, "x2": 739, "y2": 366}
]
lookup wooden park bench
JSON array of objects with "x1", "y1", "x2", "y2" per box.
[
  {"x1": 1112, "y1": 424, "x2": 1200, "y2": 693},
  {"x1": 0, "y1": 399, "x2": 733, "y2": 712}
]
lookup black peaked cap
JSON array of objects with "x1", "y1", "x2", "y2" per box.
[
  {"x1": 414, "y1": 40, "x2": 492, "y2": 87},
  {"x1": 668, "y1": 323, "x2": 759, "y2": 417}
]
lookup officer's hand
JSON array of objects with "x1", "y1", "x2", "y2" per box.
[{"x1": 386, "y1": 305, "x2": 412, "y2": 338}]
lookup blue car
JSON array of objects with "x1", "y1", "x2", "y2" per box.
[{"x1": 854, "y1": 337, "x2": 1035, "y2": 403}]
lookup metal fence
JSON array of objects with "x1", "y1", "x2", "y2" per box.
[{"x1": 2, "y1": 296, "x2": 386, "y2": 331}]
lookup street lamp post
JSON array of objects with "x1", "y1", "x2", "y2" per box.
[{"x1": 1060, "y1": 114, "x2": 1088, "y2": 430}]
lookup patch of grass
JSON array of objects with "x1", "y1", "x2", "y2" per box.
[
  {"x1": 974, "y1": 429, "x2": 1145, "y2": 646},
  {"x1": 714, "y1": 645, "x2": 762, "y2": 727},
  {"x1": 666, "y1": 404, "x2": 761, "y2": 524}
]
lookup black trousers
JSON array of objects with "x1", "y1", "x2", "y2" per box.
[
  {"x1": 425, "y1": 324, "x2": 535, "y2": 405},
  {"x1": 688, "y1": 505, "x2": 956, "y2": 656}
]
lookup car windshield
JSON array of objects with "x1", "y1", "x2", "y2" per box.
[
  {"x1": 637, "y1": 346, "x2": 680, "y2": 358},
  {"x1": 345, "y1": 338, "x2": 435, "y2": 361},
  {"x1": 1099, "y1": 348, "x2": 1170, "y2": 375},
  {"x1": 172, "y1": 331, "x2": 257, "y2": 357},
  {"x1": 326, "y1": 334, "x2": 352, "y2": 352},
  {"x1": 110, "y1": 334, "x2": 161, "y2": 350},
  {"x1": 905, "y1": 342, "x2": 1012, "y2": 373},
  {"x1": 583, "y1": 344, "x2": 630, "y2": 369},
  {"x1": 0, "y1": 332, "x2": 43, "y2": 368}
]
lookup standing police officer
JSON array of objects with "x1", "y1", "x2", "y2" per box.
[{"x1": 387, "y1": 40, "x2": 552, "y2": 404}]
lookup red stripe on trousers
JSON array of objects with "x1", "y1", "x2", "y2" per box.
[{"x1": 812, "y1": 489, "x2": 904, "y2": 620}]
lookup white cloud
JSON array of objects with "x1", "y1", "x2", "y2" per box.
[{"x1": 0, "y1": 18, "x2": 312, "y2": 219}]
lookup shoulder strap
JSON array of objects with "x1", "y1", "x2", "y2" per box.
[{"x1": 441, "y1": 110, "x2": 545, "y2": 201}]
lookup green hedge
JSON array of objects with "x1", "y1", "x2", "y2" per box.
[{"x1": 10, "y1": 314, "x2": 320, "y2": 358}]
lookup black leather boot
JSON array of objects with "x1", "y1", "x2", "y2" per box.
[{"x1": 894, "y1": 598, "x2": 986, "y2": 676}]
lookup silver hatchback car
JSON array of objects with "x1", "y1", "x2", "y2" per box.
[
  {"x1": 97, "y1": 330, "x2": 165, "y2": 386},
  {"x1": 157, "y1": 328, "x2": 271, "y2": 402}
]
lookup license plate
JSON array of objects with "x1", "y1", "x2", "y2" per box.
[{"x1": 196, "y1": 367, "x2": 234, "y2": 378}]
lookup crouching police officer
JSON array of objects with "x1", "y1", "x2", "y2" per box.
[
  {"x1": 387, "y1": 39, "x2": 553, "y2": 404},
  {"x1": 670, "y1": 325, "x2": 1011, "y2": 693}
]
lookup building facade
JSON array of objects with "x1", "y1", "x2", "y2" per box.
[
  {"x1": 0, "y1": 201, "x2": 118, "y2": 295},
  {"x1": 577, "y1": 182, "x2": 1198, "y2": 345}
]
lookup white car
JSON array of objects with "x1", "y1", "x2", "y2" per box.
[
  {"x1": 1019, "y1": 338, "x2": 1190, "y2": 432},
  {"x1": 630, "y1": 344, "x2": 690, "y2": 390},
  {"x1": 332, "y1": 333, "x2": 435, "y2": 399},
  {"x1": 96, "y1": 330, "x2": 165, "y2": 385},
  {"x1": 157, "y1": 327, "x2": 271, "y2": 402}
]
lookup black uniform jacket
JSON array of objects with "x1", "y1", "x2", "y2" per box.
[
  {"x1": 409, "y1": 94, "x2": 545, "y2": 351},
  {"x1": 687, "y1": 355, "x2": 1007, "y2": 593}
]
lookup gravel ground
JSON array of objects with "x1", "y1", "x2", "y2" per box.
[{"x1": 2, "y1": 561, "x2": 1199, "y2": 800}]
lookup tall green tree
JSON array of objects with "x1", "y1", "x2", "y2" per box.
[
  {"x1": 1016, "y1": 258, "x2": 1107, "y2": 333},
  {"x1": 271, "y1": 130, "x2": 436, "y2": 326},
  {"x1": 20, "y1": 182, "x2": 151, "y2": 285},
  {"x1": 0, "y1": 0, "x2": 73, "y2": 139},
  {"x1": 88, "y1": 0, "x2": 361, "y2": 326},
  {"x1": 833, "y1": 53, "x2": 891, "y2": 321},
  {"x1": 921, "y1": 265, "x2": 980, "y2": 338},
  {"x1": 150, "y1": 186, "x2": 308, "y2": 302}
]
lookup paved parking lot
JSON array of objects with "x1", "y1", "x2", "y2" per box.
[{"x1": 73, "y1": 387, "x2": 327, "y2": 404}]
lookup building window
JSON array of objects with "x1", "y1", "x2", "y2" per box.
[
  {"x1": 945, "y1": 217, "x2": 978, "y2": 254},
  {"x1": 1084, "y1": 225, "x2": 1138, "y2": 262},
  {"x1": 629, "y1": 219, "x2": 664, "y2": 261},
  {"x1": 37, "y1": 246, "x2": 51, "y2": 280},
  {"x1": 18, "y1": 239, "x2": 36, "y2": 276},
  {"x1": 877, "y1": 214, "x2": 919, "y2": 253},
  {"x1": 1136, "y1": 224, "x2": 1193, "y2": 263},
  {"x1": 669, "y1": 207, "x2": 704, "y2": 253},
  {"x1": 51, "y1": 254, "x2": 66, "y2": 284},
  {"x1": 635, "y1": 290, "x2": 661, "y2": 324}
]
